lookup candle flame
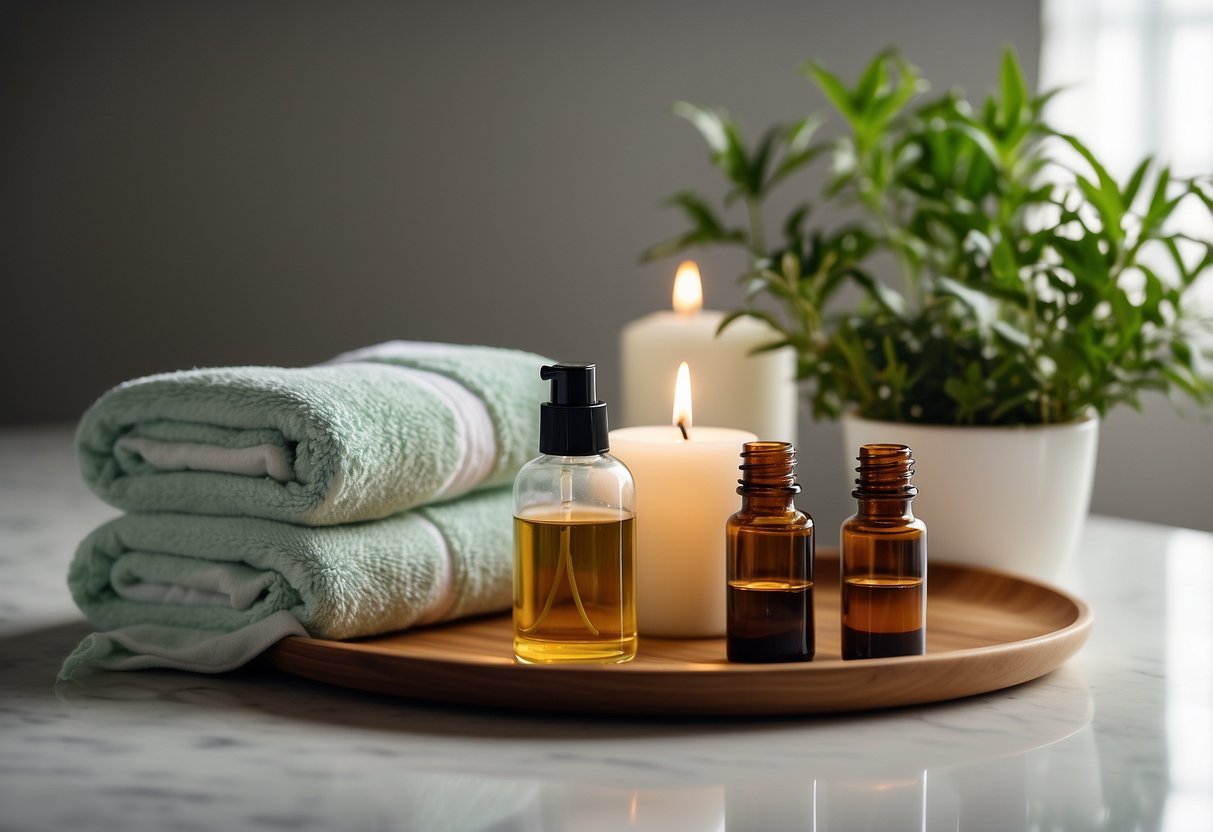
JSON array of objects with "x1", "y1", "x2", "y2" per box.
[
  {"x1": 672, "y1": 261, "x2": 703, "y2": 315},
  {"x1": 673, "y1": 361, "x2": 692, "y2": 439}
]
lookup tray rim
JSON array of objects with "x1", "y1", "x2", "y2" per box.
[{"x1": 269, "y1": 557, "x2": 1093, "y2": 715}]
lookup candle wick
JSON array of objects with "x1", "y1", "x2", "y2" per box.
[{"x1": 677, "y1": 418, "x2": 689, "y2": 441}]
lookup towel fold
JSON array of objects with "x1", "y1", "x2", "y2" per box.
[
  {"x1": 77, "y1": 341, "x2": 547, "y2": 525},
  {"x1": 60, "y1": 487, "x2": 514, "y2": 678}
]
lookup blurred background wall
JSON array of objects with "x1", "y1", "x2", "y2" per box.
[{"x1": 1, "y1": 0, "x2": 1209, "y2": 536}]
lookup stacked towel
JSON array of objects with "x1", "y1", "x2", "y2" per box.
[
  {"x1": 77, "y1": 341, "x2": 544, "y2": 525},
  {"x1": 61, "y1": 342, "x2": 547, "y2": 678}
]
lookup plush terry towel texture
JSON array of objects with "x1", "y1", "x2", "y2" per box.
[
  {"x1": 77, "y1": 341, "x2": 547, "y2": 525},
  {"x1": 60, "y1": 487, "x2": 514, "y2": 678}
]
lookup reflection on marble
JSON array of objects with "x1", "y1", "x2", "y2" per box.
[{"x1": 1, "y1": 428, "x2": 1210, "y2": 830}]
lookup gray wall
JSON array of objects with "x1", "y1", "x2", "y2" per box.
[{"x1": 2, "y1": 1, "x2": 1208, "y2": 535}]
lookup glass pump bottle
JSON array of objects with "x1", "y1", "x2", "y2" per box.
[
  {"x1": 726, "y1": 441, "x2": 815, "y2": 663},
  {"x1": 513, "y1": 364, "x2": 637, "y2": 664},
  {"x1": 840, "y1": 444, "x2": 927, "y2": 660}
]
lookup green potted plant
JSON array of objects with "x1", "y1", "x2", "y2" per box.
[{"x1": 645, "y1": 48, "x2": 1213, "y2": 579}]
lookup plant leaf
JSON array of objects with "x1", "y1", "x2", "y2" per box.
[
  {"x1": 748, "y1": 126, "x2": 782, "y2": 196},
  {"x1": 851, "y1": 273, "x2": 907, "y2": 318},
  {"x1": 1058, "y1": 133, "x2": 1124, "y2": 224},
  {"x1": 717, "y1": 309, "x2": 786, "y2": 337},
  {"x1": 749, "y1": 338, "x2": 795, "y2": 355},
  {"x1": 672, "y1": 101, "x2": 729, "y2": 157},
  {"x1": 1142, "y1": 165, "x2": 1173, "y2": 239},
  {"x1": 770, "y1": 114, "x2": 828, "y2": 187},
  {"x1": 639, "y1": 191, "x2": 747, "y2": 260},
  {"x1": 938, "y1": 276, "x2": 994, "y2": 331},
  {"x1": 804, "y1": 61, "x2": 856, "y2": 120},
  {"x1": 854, "y1": 52, "x2": 890, "y2": 109},
  {"x1": 991, "y1": 319, "x2": 1032, "y2": 350},
  {"x1": 999, "y1": 46, "x2": 1029, "y2": 130},
  {"x1": 1122, "y1": 157, "x2": 1153, "y2": 209},
  {"x1": 720, "y1": 119, "x2": 753, "y2": 189},
  {"x1": 782, "y1": 203, "x2": 812, "y2": 245}
]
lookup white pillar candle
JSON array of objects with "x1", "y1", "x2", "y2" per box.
[
  {"x1": 609, "y1": 364, "x2": 756, "y2": 637},
  {"x1": 620, "y1": 261, "x2": 798, "y2": 442}
]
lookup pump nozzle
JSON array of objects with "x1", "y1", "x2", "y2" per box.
[
  {"x1": 541, "y1": 364, "x2": 597, "y2": 406},
  {"x1": 538, "y1": 364, "x2": 610, "y2": 456}
]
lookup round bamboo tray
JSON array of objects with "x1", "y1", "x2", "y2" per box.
[{"x1": 269, "y1": 554, "x2": 1092, "y2": 716}]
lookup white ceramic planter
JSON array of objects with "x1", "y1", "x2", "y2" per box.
[{"x1": 841, "y1": 413, "x2": 1099, "y2": 583}]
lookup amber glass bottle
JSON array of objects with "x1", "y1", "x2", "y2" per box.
[
  {"x1": 726, "y1": 441, "x2": 814, "y2": 663},
  {"x1": 840, "y1": 444, "x2": 926, "y2": 660}
]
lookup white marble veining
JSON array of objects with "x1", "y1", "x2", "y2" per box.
[{"x1": 1, "y1": 426, "x2": 1210, "y2": 831}]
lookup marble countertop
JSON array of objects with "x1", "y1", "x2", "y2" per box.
[{"x1": 1, "y1": 426, "x2": 1210, "y2": 831}]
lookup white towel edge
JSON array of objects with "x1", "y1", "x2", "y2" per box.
[
  {"x1": 57, "y1": 611, "x2": 308, "y2": 678},
  {"x1": 332, "y1": 361, "x2": 497, "y2": 500},
  {"x1": 116, "y1": 436, "x2": 295, "y2": 482},
  {"x1": 413, "y1": 514, "x2": 457, "y2": 626}
]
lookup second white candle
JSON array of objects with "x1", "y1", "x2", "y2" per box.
[{"x1": 610, "y1": 422, "x2": 756, "y2": 637}]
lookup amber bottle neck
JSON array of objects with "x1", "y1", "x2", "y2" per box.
[
  {"x1": 736, "y1": 440, "x2": 800, "y2": 514},
  {"x1": 851, "y1": 443, "x2": 917, "y2": 519},
  {"x1": 855, "y1": 495, "x2": 917, "y2": 519},
  {"x1": 740, "y1": 493, "x2": 800, "y2": 514}
]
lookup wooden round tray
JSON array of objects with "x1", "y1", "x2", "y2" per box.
[{"x1": 269, "y1": 555, "x2": 1092, "y2": 716}]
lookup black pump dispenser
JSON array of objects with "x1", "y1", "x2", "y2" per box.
[{"x1": 539, "y1": 364, "x2": 610, "y2": 456}]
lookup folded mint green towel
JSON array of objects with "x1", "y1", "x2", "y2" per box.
[
  {"x1": 77, "y1": 341, "x2": 548, "y2": 525},
  {"x1": 60, "y1": 488, "x2": 514, "y2": 678}
]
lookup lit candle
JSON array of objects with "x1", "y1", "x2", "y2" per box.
[
  {"x1": 610, "y1": 363, "x2": 757, "y2": 637},
  {"x1": 620, "y1": 261, "x2": 798, "y2": 441}
]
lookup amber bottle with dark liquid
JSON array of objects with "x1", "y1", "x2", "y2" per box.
[
  {"x1": 726, "y1": 441, "x2": 814, "y2": 663},
  {"x1": 840, "y1": 444, "x2": 926, "y2": 660}
]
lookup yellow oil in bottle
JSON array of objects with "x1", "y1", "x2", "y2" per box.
[{"x1": 513, "y1": 506, "x2": 637, "y2": 664}]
